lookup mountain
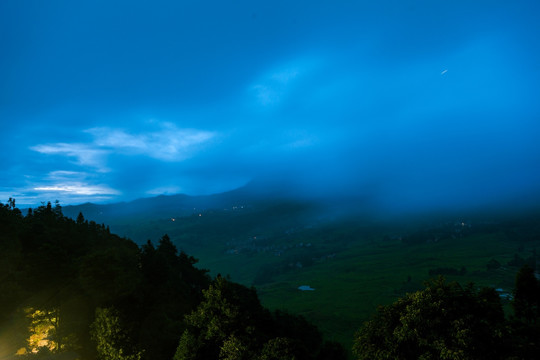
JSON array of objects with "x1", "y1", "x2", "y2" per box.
[
  {"x1": 21, "y1": 184, "x2": 540, "y2": 351},
  {"x1": 60, "y1": 181, "x2": 339, "y2": 247},
  {"x1": 63, "y1": 180, "x2": 300, "y2": 221},
  {"x1": 61, "y1": 178, "x2": 384, "y2": 232}
]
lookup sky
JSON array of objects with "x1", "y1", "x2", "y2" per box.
[{"x1": 1, "y1": 0, "x2": 540, "y2": 212}]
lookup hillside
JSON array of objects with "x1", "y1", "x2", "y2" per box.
[
  {"x1": 59, "y1": 186, "x2": 540, "y2": 349},
  {"x1": 0, "y1": 201, "x2": 346, "y2": 360}
]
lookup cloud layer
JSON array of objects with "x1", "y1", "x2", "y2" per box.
[{"x1": 1, "y1": 0, "x2": 540, "y2": 213}]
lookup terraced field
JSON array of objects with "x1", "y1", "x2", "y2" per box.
[{"x1": 65, "y1": 198, "x2": 540, "y2": 350}]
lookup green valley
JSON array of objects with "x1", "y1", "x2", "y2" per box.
[{"x1": 62, "y1": 189, "x2": 540, "y2": 351}]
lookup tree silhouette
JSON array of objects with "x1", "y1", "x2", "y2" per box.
[{"x1": 353, "y1": 277, "x2": 507, "y2": 360}]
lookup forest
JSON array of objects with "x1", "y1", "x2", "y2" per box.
[
  {"x1": 0, "y1": 201, "x2": 346, "y2": 360},
  {"x1": 1, "y1": 200, "x2": 539, "y2": 360}
]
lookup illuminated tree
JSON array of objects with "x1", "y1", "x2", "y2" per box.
[
  {"x1": 26, "y1": 308, "x2": 60, "y2": 353},
  {"x1": 22, "y1": 306, "x2": 79, "y2": 356}
]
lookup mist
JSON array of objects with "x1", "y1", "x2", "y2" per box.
[{"x1": 2, "y1": 1, "x2": 540, "y2": 217}]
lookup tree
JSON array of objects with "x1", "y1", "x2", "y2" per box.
[
  {"x1": 137, "y1": 236, "x2": 210, "y2": 360},
  {"x1": 353, "y1": 277, "x2": 507, "y2": 360},
  {"x1": 24, "y1": 306, "x2": 79, "y2": 355},
  {"x1": 53, "y1": 200, "x2": 63, "y2": 217},
  {"x1": 90, "y1": 307, "x2": 143, "y2": 360},
  {"x1": 512, "y1": 264, "x2": 540, "y2": 323},
  {"x1": 174, "y1": 276, "x2": 345, "y2": 360},
  {"x1": 78, "y1": 244, "x2": 142, "y2": 306},
  {"x1": 219, "y1": 334, "x2": 253, "y2": 360},
  {"x1": 0, "y1": 203, "x2": 340, "y2": 360},
  {"x1": 316, "y1": 341, "x2": 348, "y2": 360},
  {"x1": 76, "y1": 212, "x2": 85, "y2": 225},
  {"x1": 259, "y1": 337, "x2": 302, "y2": 360},
  {"x1": 508, "y1": 265, "x2": 540, "y2": 359},
  {"x1": 174, "y1": 275, "x2": 270, "y2": 360}
]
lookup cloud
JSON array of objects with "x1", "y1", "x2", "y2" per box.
[
  {"x1": 249, "y1": 58, "x2": 319, "y2": 107},
  {"x1": 30, "y1": 122, "x2": 216, "y2": 172},
  {"x1": 86, "y1": 123, "x2": 216, "y2": 161},
  {"x1": 272, "y1": 69, "x2": 299, "y2": 84},
  {"x1": 252, "y1": 84, "x2": 279, "y2": 106},
  {"x1": 284, "y1": 137, "x2": 317, "y2": 149},
  {"x1": 280, "y1": 130, "x2": 318, "y2": 150},
  {"x1": 23, "y1": 121, "x2": 218, "y2": 204},
  {"x1": 24, "y1": 122, "x2": 218, "y2": 204},
  {"x1": 89, "y1": 129, "x2": 148, "y2": 149},
  {"x1": 0, "y1": 189, "x2": 36, "y2": 206},
  {"x1": 1, "y1": 181, "x2": 120, "y2": 207},
  {"x1": 33, "y1": 170, "x2": 119, "y2": 196},
  {"x1": 146, "y1": 186, "x2": 183, "y2": 195},
  {"x1": 33, "y1": 184, "x2": 120, "y2": 196},
  {"x1": 30, "y1": 143, "x2": 110, "y2": 171},
  {"x1": 47, "y1": 170, "x2": 91, "y2": 181}
]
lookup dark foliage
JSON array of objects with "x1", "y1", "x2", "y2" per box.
[
  {"x1": 507, "y1": 253, "x2": 536, "y2": 269},
  {"x1": 0, "y1": 201, "x2": 210, "y2": 360},
  {"x1": 354, "y1": 270, "x2": 540, "y2": 360},
  {"x1": 354, "y1": 277, "x2": 508, "y2": 359},
  {"x1": 508, "y1": 265, "x2": 540, "y2": 359},
  {"x1": 428, "y1": 266, "x2": 467, "y2": 277},
  {"x1": 1, "y1": 201, "x2": 340, "y2": 360},
  {"x1": 174, "y1": 276, "x2": 346, "y2": 360},
  {"x1": 486, "y1": 258, "x2": 501, "y2": 270}
]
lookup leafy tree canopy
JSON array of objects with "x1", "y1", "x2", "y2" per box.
[
  {"x1": 175, "y1": 276, "x2": 346, "y2": 360},
  {"x1": 353, "y1": 277, "x2": 507, "y2": 360},
  {"x1": 1, "y1": 200, "x2": 341, "y2": 360}
]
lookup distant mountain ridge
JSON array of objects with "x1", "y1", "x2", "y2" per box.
[
  {"x1": 61, "y1": 180, "x2": 319, "y2": 224},
  {"x1": 60, "y1": 180, "x2": 338, "y2": 247},
  {"x1": 57, "y1": 177, "x2": 540, "y2": 229}
]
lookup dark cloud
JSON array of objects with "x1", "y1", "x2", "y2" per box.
[{"x1": 1, "y1": 0, "x2": 540, "y2": 214}]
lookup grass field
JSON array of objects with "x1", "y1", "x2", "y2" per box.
[
  {"x1": 91, "y1": 202, "x2": 540, "y2": 352},
  {"x1": 180, "y1": 218, "x2": 538, "y2": 351}
]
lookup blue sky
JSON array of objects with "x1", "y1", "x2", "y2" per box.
[{"x1": 2, "y1": 0, "x2": 540, "y2": 212}]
